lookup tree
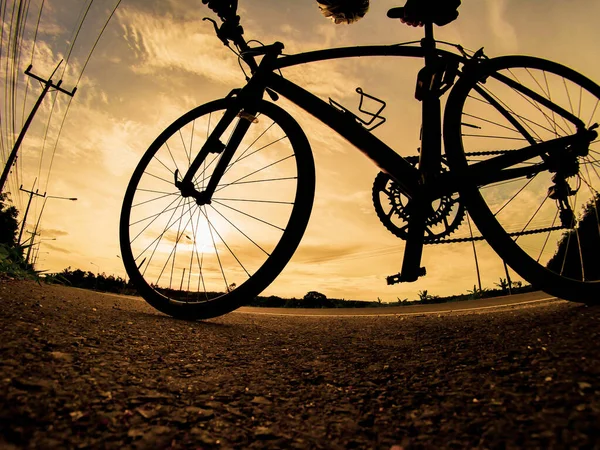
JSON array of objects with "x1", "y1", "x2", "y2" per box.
[
  {"x1": 0, "y1": 193, "x2": 28, "y2": 276},
  {"x1": 417, "y1": 290, "x2": 441, "y2": 303},
  {"x1": 302, "y1": 291, "x2": 333, "y2": 308},
  {"x1": 467, "y1": 285, "x2": 490, "y2": 299},
  {"x1": 262, "y1": 295, "x2": 286, "y2": 307},
  {"x1": 495, "y1": 278, "x2": 509, "y2": 294},
  {"x1": 0, "y1": 193, "x2": 19, "y2": 247}
]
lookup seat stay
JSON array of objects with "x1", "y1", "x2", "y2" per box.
[
  {"x1": 491, "y1": 71, "x2": 585, "y2": 130},
  {"x1": 471, "y1": 84, "x2": 537, "y2": 146}
]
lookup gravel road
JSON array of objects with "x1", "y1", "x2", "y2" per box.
[{"x1": 1, "y1": 281, "x2": 599, "y2": 449}]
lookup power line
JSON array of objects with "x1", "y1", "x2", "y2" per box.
[
  {"x1": 34, "y1": 0, "x2": 92, "y2": 186},
  {"x1": 44, "y1": 0, "x2": 123, "y2": 193},
  {"x1": 1, "y1": 0, "x2": 123, "y2": 209},
  {"x1": 60, "y1": 0, "x2": 93, "y2": 79}
]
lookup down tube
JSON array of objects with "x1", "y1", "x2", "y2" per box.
[{"x1": 265, "y1": 72, "x2": 420, "y2": 198}]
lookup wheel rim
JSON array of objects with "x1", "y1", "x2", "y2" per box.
[
  {"x1": 446, "y1": 57, "x2": 600, "y2": 296},
  {"x1": 121, "y1": 99, "x2": 313, "y2": 308}
]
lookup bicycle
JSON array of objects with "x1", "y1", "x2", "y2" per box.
[{"x1": 119, "y1": 1, "x2": 600, "y2": 320}]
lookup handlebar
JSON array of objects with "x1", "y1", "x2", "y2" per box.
[
  {"x1": 202, "y1": 0, "x2": 238, "y2": 21},
  {"x1": 202, "y1": 0, "x2": 262, "y2": 73}
]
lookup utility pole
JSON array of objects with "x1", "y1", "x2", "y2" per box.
[
  {"x1": 503, "y1": 261, "x2": 513, "y2": 295},
  {"x1": 466, "y1": 214, "x2": 483, "y2": 293},
  {"x1": 17, "y1": 179, "x2": 45, "y2": 245},
  {"x1": 0, "y1": 62, "x2": 77, "y2": 194},
  {"x1": 24, "y1": 229, "x2": 41, "y2": 265}
]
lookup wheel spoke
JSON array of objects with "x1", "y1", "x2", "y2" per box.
[
  {"x1": 494, "y1": 174, "x2": 538, "y2": 217},
  {"x1": 202, "y1": 205, "x2": 230, "y2": 289},
  {"x1": 209, "y1": 203, "x2": 270, "y2": 256},
  {"x1": 132, "y1": 191, "x2": 179, "y2": 208},
  {"x1": 214, "y1": 154, "x2": 295, "y2": 194},
  {"x1": 212, "y1": 199, "x2": 285, "y2": 231},
  {"x1": 450, "y1": 57, "x2": 600, "y2": 299},
  {"x1": 212, "y1": 197, "x2": 294, "y2": 205},
  {"x1": 122, "y1": 100, "x2": 312, "y2": 315}
]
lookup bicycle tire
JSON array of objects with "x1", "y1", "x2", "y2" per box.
[
  {"x1": 120, "y1": 98, "x2": 315, "y2": 319},
  {"x1": 444, "y1": 55, "x2": 600, "y2": 303}
]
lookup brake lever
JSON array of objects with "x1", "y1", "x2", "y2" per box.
[{"x1": 203, "y1": 17, "x2": 228, "y2": 46}]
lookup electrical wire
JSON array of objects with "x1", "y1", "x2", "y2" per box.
[
  {"x1": 3, "y1": 1, "x2": 21, "y2": 206},
  {"x1": 14, "y1": 0, "x2": 33, "y2": 208},
  {"x1": 1, "y1": 0, "x2": 122, "y2": 214},
  {"x1": 43, "y1": 0, "x2": 123, "y2": 193},
  {"x1": 15, "y1": 0, "x2": 34, "y2": 195},
  {"x1": 60, "y1": 0, "x2": 93, "y2": 78},
  {"x1": 34, "y1": 0, "x2": 91, "y2": 188}
]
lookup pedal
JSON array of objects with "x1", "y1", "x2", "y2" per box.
[{"x1": 386, "y1": 267, "x2": 427, "y2": 285}]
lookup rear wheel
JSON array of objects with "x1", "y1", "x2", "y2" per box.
[
  {"x1": 445, "y1": 56, "x2": 600, "y2": 303},
  {"x1": 120, "y1": 98, "x2": 315, "y2": 319}
]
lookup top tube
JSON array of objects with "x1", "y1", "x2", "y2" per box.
[{"x1": 272, "y1": 44, "x2": 463, "y2": 71}]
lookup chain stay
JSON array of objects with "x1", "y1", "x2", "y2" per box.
[{"x1": 404, "y1": 148, "x2": 566, "y2": 243}]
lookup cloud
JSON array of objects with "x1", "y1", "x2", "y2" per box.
[
  {"x1": 292, "y1": 242, "x2": 366, "y2": 264},
  {"x1": 39, "y1": 228, "x2": 69, "y2": 238},
  {"x1": 43, "y1": 242, "x2": 71, "y2": 254},
  {"x1": 485, "y1": 0, "x2": 518, "y2": 52},
  {"x1": 116, "y1": 7, "x2": 241, "y2": 85}
]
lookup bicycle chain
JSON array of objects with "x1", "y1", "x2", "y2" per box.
[
  {"x1": 401, "y1": 149, "x2": 559, "y2": 244},
  {"x1": 405, "y1": 149, "x2": 513, "y2": 165},
  {"x1": 427, "y1": 225, "x2": 567, "y2": 245},
  {"x1": 462, "y1": 149, "x2": 514, "y2": 157}
]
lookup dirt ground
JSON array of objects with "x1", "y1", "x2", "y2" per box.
[{"x1": 0, "y1": 280, "x2": 599, "y2": 449}]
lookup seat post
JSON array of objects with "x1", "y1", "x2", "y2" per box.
[{"x1": 422, "y1": 22, "x2": 436, "y2": 52}]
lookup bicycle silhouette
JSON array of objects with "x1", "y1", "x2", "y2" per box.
[{"x1": 119, "y1": 2, "x2": 600, "y2": 319}]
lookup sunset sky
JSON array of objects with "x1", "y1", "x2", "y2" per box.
[{"x1": 2, "y1": 0, "x2": 600, "y2": 302}]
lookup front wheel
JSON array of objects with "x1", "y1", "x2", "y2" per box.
[
  {"x1": 444, "y1": 55, "x2": 600, "y2": 304},
  {"x1": 120, "y1": 98, "x2": 315, "y2": 319}
]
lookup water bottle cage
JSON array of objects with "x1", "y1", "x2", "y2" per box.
[{"x1": 329, "y1": 87, "x2": 387, "y2": 131}]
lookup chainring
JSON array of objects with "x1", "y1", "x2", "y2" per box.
[{"x1": 372, "y1": 167, "x2": 465, "y2": 243}]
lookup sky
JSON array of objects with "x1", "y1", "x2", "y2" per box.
[{"x1": 2, "y1": 0, "x2": 600, "y2": 302}]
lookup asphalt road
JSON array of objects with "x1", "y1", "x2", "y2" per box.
[
  {"x1": 237, "y1": 291, "x2": 559, "y2": 316},
  {"x1": 1, "y1": 281, "x2": 599, "y2": 449}
]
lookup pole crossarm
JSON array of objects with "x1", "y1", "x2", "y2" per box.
[
  {"x1": 0, "y1": 62, "x2": 77, "y2": 194},
  {"x1": 24, "y1": 64, "x2": 77, "y2": 97}
]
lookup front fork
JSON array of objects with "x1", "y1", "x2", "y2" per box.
[
  {"x1": 175, "y1": 44, "x2": 284, "y2": 206},
  {"x1": 175, "y1": 103, "x2": 255, "y2": 206}
]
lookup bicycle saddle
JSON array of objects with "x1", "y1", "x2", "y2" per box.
[{"x1": 388, "y1": 0, "x2": 460, "y2": 27}]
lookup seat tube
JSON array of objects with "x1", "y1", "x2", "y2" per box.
[
  {"x1": 419, "y1": 22, "x2": 442, "y2": 181},
  {"x1": 400, "y1": 23, "x2": 441, "y2": 281}
]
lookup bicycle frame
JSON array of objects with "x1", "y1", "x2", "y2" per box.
[
  {"x1": 264, "y1": 33, "x2": 464, "y2": 281},
  {"x1": 177, "y1": 25, "x2": 597, "y2": 283}
]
